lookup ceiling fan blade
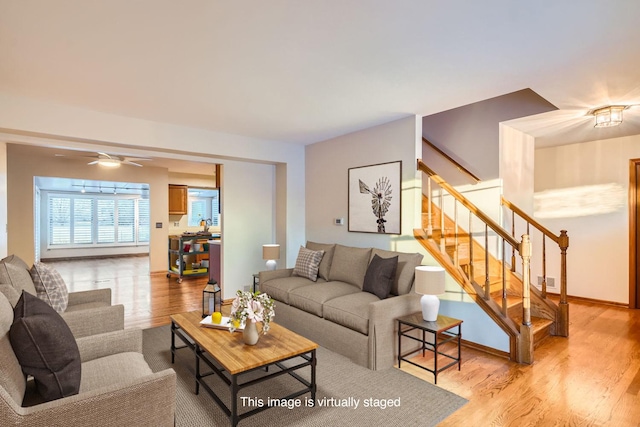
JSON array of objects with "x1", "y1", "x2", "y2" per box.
[
  {"x1": 87, "y1": 160, "x2": 99, "y2": 165},
  {"x1": 124, "y1": 160, "x2": 143, "y2": 167},
  {"x1": 97, "y1": 152, "x2": 113, "y2": 159}
]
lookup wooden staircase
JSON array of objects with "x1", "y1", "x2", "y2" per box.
[{"x1": 415, "y1": 159, "x2": 569, "y2": 363}]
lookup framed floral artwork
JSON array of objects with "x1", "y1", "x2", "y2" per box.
[{"x1": 348, "y1": 161, "x2": 401, "y2": 234}]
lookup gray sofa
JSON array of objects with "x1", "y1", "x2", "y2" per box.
[
  {"x1": 259, "y1": 242, "x2": 424, "y2": 371},
  {"x1": 0, "y1": 291, "x2": 176, "y2": 426}
]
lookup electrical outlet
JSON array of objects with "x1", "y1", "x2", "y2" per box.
[{"x1": 173, "y1": 222, "x2": 180, "y2": 227}]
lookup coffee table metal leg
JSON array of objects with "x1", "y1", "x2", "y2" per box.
[
  {"x1": 231, "y1": 375, "x2": 239, "y2": 427},
  {"x1": 311, "y1": 349, "x2": 317, "y2": 400},
  {"x1": 170, "y1": 321, "x2": 176, "y2": 364},
  {"x1": 195, "y1": 345, "x2": 200, "y2": 395}
]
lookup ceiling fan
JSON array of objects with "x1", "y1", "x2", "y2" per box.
[{"x1": 56, "y1": 152, "x2": 151, "y2": 168}]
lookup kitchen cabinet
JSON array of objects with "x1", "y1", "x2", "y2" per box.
[{"x1": 168, "y1": 184, "x2": 188, "y2": 215}]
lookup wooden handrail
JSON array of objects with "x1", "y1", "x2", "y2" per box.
[
  {"x1": 422, "y1": 137, "x2": 481, "y2": 183},
  {"x1": 417, "y1": 159, "x2": 520, "y2": 250},
  {"x1": 501, "y1": 196, "x2": 560, "y2": 243}
]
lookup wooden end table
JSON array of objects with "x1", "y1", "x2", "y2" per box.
[
  {"x1": 170, "y1": 311, "x2": 318, "y2": 427},
  {"x1": 397, "y1": 313, "x2": 462, "y2": 384}
]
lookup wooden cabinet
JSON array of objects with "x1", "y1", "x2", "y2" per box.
[{"x1": 168, "y1": 184, "x2": 188, "y2": 215}]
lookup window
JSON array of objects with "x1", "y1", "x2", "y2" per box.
[
  {"x1": 47, "y1": 193, "x2": 149, "y2": 248},
  {"x1": 187, "y1": 189, "x2": 220, "y2": 227}
]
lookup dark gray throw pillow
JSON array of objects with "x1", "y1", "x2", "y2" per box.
[
  {"x1": 363, "y1": 255, "x2": 398, "y2": 299},
  {"x1": 9, "y1": 291, "x2": 81, "y2": 402}
]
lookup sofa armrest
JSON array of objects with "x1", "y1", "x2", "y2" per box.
[
  {"x1": 259, "y1": 268, "x2": 294, "y2": 284},
  {"x1": 61, "y1": 304, "x2": 125, "y2": 339},
  {"x1": 68, "y1": 288, "x2": 112, "y2": 306},
  {"x1": 76, "y1": 328, "x2": 143, "y2": 363},
  {"x1": 368, "y1": 293, "x2": 422, "y2": 370},
  {"x1": 1, "y1": 369, "x2": 176, "y2": 427}
]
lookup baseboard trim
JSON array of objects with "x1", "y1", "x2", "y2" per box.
[
  {"x1": 546, "y1": 292, "x2": 629, "y2": 308},
  {"x1": 43, "y1": 253, "x2": 148, "y2": 262},
  {"x1": 460, "y1": 339, "x2": 510, "y2": 359}
]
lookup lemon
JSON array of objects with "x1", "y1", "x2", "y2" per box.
[
  {"x1": 232, "y1": 319, "x2": 241, "y2": 328},
  {"x1": 211, "y1": 312, "x2": 222, "y2": 324}
]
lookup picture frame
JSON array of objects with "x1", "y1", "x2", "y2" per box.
[{"x1": 348, "y1": 161, "x2": 402, "y2": 234}]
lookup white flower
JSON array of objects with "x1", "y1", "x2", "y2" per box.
[{"x1": 228, "y1": 290, "x2": 275, "y2": 334}]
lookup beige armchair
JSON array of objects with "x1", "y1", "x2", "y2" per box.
[
  {"x1": 0, "y1": 255, "x2": 124, "y2": 338},
  {"x1": 0, "y1": 292, "x2": 176, "y2": 426}
]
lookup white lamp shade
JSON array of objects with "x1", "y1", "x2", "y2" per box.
[{"x1": 414, "y1": 266, "x2": 446, "y2": 295}]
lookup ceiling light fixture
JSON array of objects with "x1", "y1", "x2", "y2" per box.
[
  {"x1": 97, "y1": 158, "x2": 121, "y2": 168},
  {"x1": 593, "y1": 105, "x2": 626, "y2": 128}
]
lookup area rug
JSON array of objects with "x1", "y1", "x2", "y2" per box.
[{"x1": 143, "y1": 325, "x2": 467, "y2": 426}]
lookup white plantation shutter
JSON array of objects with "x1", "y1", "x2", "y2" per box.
[
  {"x1": 49, "y1": 197, "x2": 71, "y2": 245},
  {"x1": 117, "y1": 199, "x2": 135, "y2": 243},
  {"x1": 97, "y1": 199, "x2": 115, "y2": 243},
  {"x1": 73, "y1": 198, "x2": 93, "y2": 244},
  {"x1": 138, "y1": 198, "x2": 150, "y2": 243},
  {"x1": 211, "y1": 191, "x2": 220, "y2": 226},
  {"x1": 46, "y1": 193, "x2": 150, "y2": 248},
  {"x1": 189, "y1": 200, "x2": 206, "y2": 226}
]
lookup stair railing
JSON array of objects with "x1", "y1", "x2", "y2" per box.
[
  {"x1": 418, "y1": 160, "x2": 531, "y2": 323},
  {"x1": 501, "y1": 196, "x2": 569, "y2": 336}
]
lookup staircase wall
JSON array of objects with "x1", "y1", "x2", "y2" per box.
[{"x1": 440, "y1": 293, "x2": 510, "y2": 353}]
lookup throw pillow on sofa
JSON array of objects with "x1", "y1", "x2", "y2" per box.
[
  {"x1": 9, "y1": 291, "x2": 81, "y2": 402},
  {"x1": 363, "y1": 254, "x2": 398, "y2": 299},
  {"x1": 293, "y1": 246, "x2": 325, "y2": 282},
  {"x1": 30, "y1": 262, "x2": 69, "y2": 313}
]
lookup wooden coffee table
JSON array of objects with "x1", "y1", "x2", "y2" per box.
[{"x1": 170, "y1": 311, "x2": 318, "y2": 426}]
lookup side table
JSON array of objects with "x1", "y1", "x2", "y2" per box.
[{"x1": 397, "y1": 313, "x2": 462, "y2": 384}]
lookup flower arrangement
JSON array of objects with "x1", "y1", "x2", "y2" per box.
[{"x1": 228, "y1": 290, "x2": 275, "y2": 334}]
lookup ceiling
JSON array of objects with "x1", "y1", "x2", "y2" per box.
[{"x1": 1, "y1": 1, "x2": 640, "y2": 147}]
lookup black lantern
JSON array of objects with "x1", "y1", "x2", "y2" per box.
[{"x1": 203, "y1": 280, "x2": 221, "y2": 318}]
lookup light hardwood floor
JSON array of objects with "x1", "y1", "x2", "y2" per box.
[{"x1": 51, "y1": 256, "x2": 640, "y2": 426}]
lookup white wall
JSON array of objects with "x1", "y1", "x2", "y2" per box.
[
  {"x1": 305, "y1": 115, "x2": 425, "y2": 254},
  {"x1": 534, "y1": 134, "x2": 640, "y2": 304},
  {"x1": 220, "y1": 161, "x2": 275, "y2": 299}
]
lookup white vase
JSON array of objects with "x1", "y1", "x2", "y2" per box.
[{"x1": 243, "y1": 321, "x2": 260, "y2": 345}]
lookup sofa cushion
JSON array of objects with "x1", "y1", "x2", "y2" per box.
[
  {"x1": 30, "y1": 262, "x2": 69, "y2": 313},
  {"x1": 363, "y1": 254, "x2": 398, "y2": 299},
  {"x1": 0, "y1": 261, "x2": 38, "y2": 296},
  {"x1": 289, "y1": 282, "x2": 360, "y2": 317},
  {"x1": 370, "y1": 249, "x2": 424, "y2": 295},
  {"x1": 328, "y1": 245, "x2": 372, "y2": 289},
  {"x1": 2, "y1": 254, "x2": 31, "y2": 271},
  {"x1": 10, "y1": 292, "x2": 81, "y2": 402},
  {"x1": 323, "y1": 292, "x2": 379, "y2": 335},
  {"x1": 0, "y1": 283, "x2": 21, "y2": 307},
  {"x1": 0, "y1": 292, "x2": 27, "y2": 407},
  {"x1": 80, "y1": 352, "x2": 152, "y2": 393},
  {"x1": 306, "y1": 241, "x2": 336, "y2": 281},
  {"x1": 260, "y1": 276, "x2": 323, "y2": 305},
  {"x1": 293, "y1": 246, "x2": 325, "y2": 282}
]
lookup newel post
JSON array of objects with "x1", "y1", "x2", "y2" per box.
[
  {"x1": 557, "y1": 230, "x2": 570, "y2": 337},
  {"x1": 518, "y1": 234, "x2": 534, "y2": 364}
]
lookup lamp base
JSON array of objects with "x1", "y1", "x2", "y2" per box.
[
  {"x1": 265, "y1": 260, "x2": 277, "y2": 271},
  {"x1": 420, "y1": 294, "x2": 440, "y2": 322}
]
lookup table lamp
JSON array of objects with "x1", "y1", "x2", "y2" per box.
[
  {"x1": 414, "y1": 265, "x2": 446, "y2": 321},
  {"x1": 262, "y1": 244, "x2": 280, "y2": 271}
]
